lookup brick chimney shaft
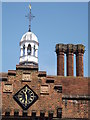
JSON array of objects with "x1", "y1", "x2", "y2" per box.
[
  {"x1": 76, "y1": 44, "x2": 85, "y2": 77},
  {"x1": 55, "y1": 44, "x2": 85, "y2": 77},
  {"x1": 66, "y1": 44, "x2": 74, "y2": 76},
  {"x1": 56, "y1": 44, "x2": 66, "y2": 76}
]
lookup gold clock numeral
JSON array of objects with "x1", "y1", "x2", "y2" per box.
[
  {"x1": 28, "y1": 99, "x2": 32, "y2": 103},
  {"x1": 30, "y1": 98, "x2": 33, "y2": 101},
  {"x1": 28, "y1": 89, "x2": 32, "y2": 93},
  {"x1": 19, "y1": 97, "x2": 23, "y2": 101},
  {"x1": 22, "y1": 89, "x2": 25, "y2": 93},
  {"x1": 21, "y1": 99, "x2": 24, "y2": 103},
  {"x1": 18, "y1": 94, "x2": 22, "y2": 98},
  {"x1": 31, "y1": 92, "x2": 33, "y2": 94}
]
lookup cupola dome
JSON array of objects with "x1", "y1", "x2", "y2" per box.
[
  {"x1": 20, "y1": 32, "x2": 38, "y2": 43},
  {"x1": 19, "y1": 31, "x2": 39, "y2": 66}
]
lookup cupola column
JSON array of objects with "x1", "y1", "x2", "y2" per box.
[
  {"x1": 31, "y1": 44, "x2": 34, "y2": 56},
  {"x1": 36, "y1": 49, "x2": 38, "y2": 58},
  {"x1": 66, "y1": 44, "x2": 74, "y2": 76},
  {"x1": 76, "y1": 44, "x2": 85, "y2": 77},
  {"x1": 20, "y1": 47, "x2": 23, "y2": 57},
  {"x1": 25, "y1": 44, "x2": 28, "y2": 56},
  {"x1": 35, "y1": 45, "x2": 38, "y2": 58}
]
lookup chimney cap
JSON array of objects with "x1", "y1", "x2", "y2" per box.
[
  {"x1": 76, "y1": 44, "x2": 85, "y2": 53},
  {"x1": 55, "y1": 44, "x2": 67, "y2": 53},
  {"x1": 55, "y1": 44, "x2": 85, "y2": 54}
]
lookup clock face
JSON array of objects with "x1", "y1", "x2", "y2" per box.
[{"x1": 13, "y1": 85, "x2": 38, "y2": 110}]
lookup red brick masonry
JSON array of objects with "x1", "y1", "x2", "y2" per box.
[{"x1": 0, "y1": 65, "x2": 89, "y2": 119}]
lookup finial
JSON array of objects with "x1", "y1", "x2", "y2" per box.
[{"x1": 25, "y1": 4, "x2": 35, "y2": 32}]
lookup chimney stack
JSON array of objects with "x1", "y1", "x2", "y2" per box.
[
  {"x1": 66, "y1": 44, "x2": 74, "y2": 76},
  {"x1": 56, "y1": 44, "x2": 66, "y2": 76},
  {"x1": 55, "y1": 44, "x2": 85, "y2": 77},
  {"x1": 76, "y1": 44, "x2": 85, "y2": 77}
]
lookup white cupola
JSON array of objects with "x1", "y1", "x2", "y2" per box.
[
  {"x1": 19, "y1": 4, "x2": 39, "y2": 66},
  {"x1": 19, "y1": 31, "x2": 39, "y2": 66}
]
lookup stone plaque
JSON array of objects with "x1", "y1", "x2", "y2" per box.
[
  {"x1": 22, "y1": 74, "x2": 31, "y2": 81},
  {"x1": 3, "y1": 84, "x2": 13, "y2": 93},
  {"x1": 40, "y1": 85, "x2": 49, "y2": 95}
]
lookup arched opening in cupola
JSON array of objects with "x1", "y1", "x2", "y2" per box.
[
  {"x1": 23, "y1": 45, "x2": 25, "y2": 56},
  {"x1": 33, "y1": 45, "x2": 36, "y2": 56},
  {"x1": 27, "y1": 44, "x2": 31, "y2": 55}
]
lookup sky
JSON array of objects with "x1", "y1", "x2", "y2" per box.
[{"x1": 2, "y1": 2, "x2": 88, "y2": 76}]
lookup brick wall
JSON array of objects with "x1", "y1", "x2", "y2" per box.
[
  {"x1": 1, "y1": 65, "x2": 89, "y2": 119},
  {"x1": 62, "y1": 100, "x2": 88, "y2": 118}
]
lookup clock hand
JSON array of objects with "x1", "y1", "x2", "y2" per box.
[
  {"x1": 23, "y1": 90, "x2": 26, "y2": 94},
  {"x1": 25, "y1": 93, "x2": 27, "y2": 106},
  {"x1": 26, "y1": 87, "x2": 27, "y2": 92},
  {"x1": 22, "y1": 89, "x2": 28, "y2": 106}
]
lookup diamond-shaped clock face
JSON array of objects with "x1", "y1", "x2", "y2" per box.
[{"x1": 13, "y1": 85, "x2": 38, "y2": 110}]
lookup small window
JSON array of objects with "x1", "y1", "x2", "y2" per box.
[
  {"x1": 33, "y1": 45, "x2": 36, "y2": 56},
  {"x1": 27, "y1": 44, "x2": 31, "y2": 55},
  {"x1": 57, "y1": 108, "x2": 62, "y2": 118},
  {"x1": 23, "y1": 45, "x2": 25, "y2": 56}
]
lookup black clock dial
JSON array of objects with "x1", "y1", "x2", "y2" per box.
[{"x1": 13, "y1": 85, "x2": 38, "y2": 110}]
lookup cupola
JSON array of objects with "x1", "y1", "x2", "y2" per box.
[{"x1": 19, "y1": 4, "x2": 39, "y2": 66}]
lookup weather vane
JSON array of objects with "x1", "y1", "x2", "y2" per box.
[{"x1": 25, "y1": 4, "x2": 35, "y2": 32}]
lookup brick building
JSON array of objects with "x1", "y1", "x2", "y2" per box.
[{"x1": 0, "y1": 4, "x2": 90, "y2": 120}]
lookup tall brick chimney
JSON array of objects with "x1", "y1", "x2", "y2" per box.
[
  {"x1": 66, "y1": 44, "x2": 74, "y2": 76},
  {"x1": 55, "y1": 44, "x2": 85, "y2": 77},
  {"x1": 76, "y1": 44, "x2": 85, "y2": 77},
  {"x1": 56, "y1": 44, "x2": 66, "y2": 76}
]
